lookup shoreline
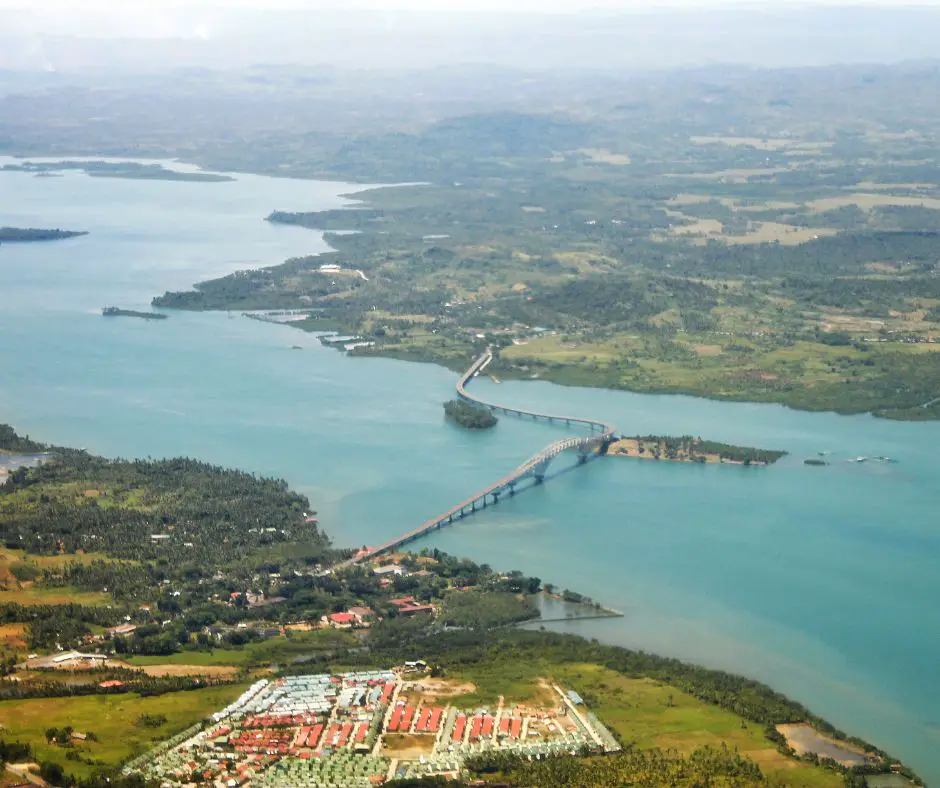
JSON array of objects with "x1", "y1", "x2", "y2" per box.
[
  {"x1": 343, "y1": 341, "x2": 938, "y2": 422},
  {"x1": 0, "y1": 410, "x2": 923, "y2": 782},
  {"x1": 4, "y1": 150, "x2": 938, "y2": 423},
  {"x1": 0, "y1": 158, "x2": 929, "y2": 782},
  {"x1": 607, "y1": 437, "x2": 785, "y2": 466}
]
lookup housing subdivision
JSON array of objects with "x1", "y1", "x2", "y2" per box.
[{"x1": 125, "y1": 664, "x2": 621, "y2": 787}]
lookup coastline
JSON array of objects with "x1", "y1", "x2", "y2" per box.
[
  {"x1": 346, "y1": 342, "x2": 940, "y2": 422},
  {"x1": 0, "y1": 424, "x2": 922, "y2": 784},
  {"x1": 0, "y1": 157, "x2": 933, "y2": 783},
  {"x1": 607, "y1": 437, "x2": 785, "y2": 466}
]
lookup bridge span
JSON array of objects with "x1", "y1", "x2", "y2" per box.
[{"x1": 339, "y1": 350, "x2": 616, "y2": 567}]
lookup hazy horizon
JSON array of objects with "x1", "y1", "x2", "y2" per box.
[{"x1": 3, "y1": 2, "x2": 940, "y2": 72}]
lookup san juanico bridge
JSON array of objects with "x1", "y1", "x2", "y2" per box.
[{"x1": 345, "y1": 350, "x2": 617, "y2": 566}]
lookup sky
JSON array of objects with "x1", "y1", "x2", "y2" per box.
[
  {"x1": 4, "y1": 0, "x2": 940, "y2": 70},
  {"x1": 4, "y1": 0, "x2": 940, "y2": 8}
]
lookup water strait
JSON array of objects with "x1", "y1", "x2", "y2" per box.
[{"x1": 0, "y1": 161, "x2": 938, "y2": 782}]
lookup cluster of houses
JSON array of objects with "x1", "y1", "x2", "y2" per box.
[
  {"x1": 321, "y1": 606, "x2": 375, "y2": 630},
  {"x1": 321, "y1": 596, "x2": 435, "y2": 631},
  {"x1": 316, "y1": 554, "x2": 441, "y2": 631},
  {"x1": 129, "y1": 667, "x2": 621, "y2": 786}
]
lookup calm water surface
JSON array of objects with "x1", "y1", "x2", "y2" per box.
[{"x1": 1, "y1": 162, "x2": 938, "y2": 782}]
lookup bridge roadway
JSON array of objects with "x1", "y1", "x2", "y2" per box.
[{"x1": 339, "y1": 350, "x2": 616, "y2": 567}]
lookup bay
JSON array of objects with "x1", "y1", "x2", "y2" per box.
[{"x1": 0, "y1": 161, "x2": 938, "y2": 782}]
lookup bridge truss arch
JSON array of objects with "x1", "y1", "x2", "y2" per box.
[{"x1": 340, "y1": 350, "x2": 617, "y2": 567}]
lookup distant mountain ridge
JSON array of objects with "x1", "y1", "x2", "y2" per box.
[{"x1": 3, "y1": 6, "x2": 940, "y2": 72}]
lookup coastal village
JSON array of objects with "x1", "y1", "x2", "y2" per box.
[
  {"x1": 14, "y1": 548, "x2": 561, "y2": 674},
  {"x1": 0, "y1": 435, "x2": 915, "y2": 786},
  {"x1": 124, "y1": 665, "x2": 621, "y2": 787}
]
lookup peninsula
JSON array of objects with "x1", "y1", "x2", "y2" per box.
[
  {"x1": 609, "y1": 436, "x2": 787, "y2": 465},
  {"x1": 0, "y1": 422, "x2": 922, "y2": 787},
  {"x1": 102, "y1": 307, "x2": 168, "y2": 320},
  {"x1": 0, "y1": 226, "x2": 88, "y2": 243},
  {"x1": 2, "y1": 161, "x2": 233, "y2": 182}
]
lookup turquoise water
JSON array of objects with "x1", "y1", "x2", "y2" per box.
[{"x1": 1, "y1": 163, "x2": 938, "y2": 782}]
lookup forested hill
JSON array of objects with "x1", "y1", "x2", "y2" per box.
[
  {"x1": 0, "y1": 424, "x2": 45, "y2": 453},
  {"x1": 0, "y1": 438, "x2": 327, "y2": 565}
]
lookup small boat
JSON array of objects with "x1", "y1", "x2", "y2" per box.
[
  {"x1": 851, "y1": 456, "x2": 868, "y2": 463},
  {"x1": 291, "y1": 345, "x2": 302, "y2": 350},
  {"x1": 489, "y1": 375, "x2": 501, "y2": 384}
]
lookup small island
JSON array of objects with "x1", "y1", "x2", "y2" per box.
[
  {"x1": 102, "y1": 307, "x2": 168, "y2": 320},
  {"x1": 2, "y1": 161, "x2": 233, "y2": 182},
  {"x1": 610, "y1": 436, "x2": 787, "y2": 465},
  {"x1": 0, "y1": 226, "x2": 88, "y2": 243},
  {"x1": 443, "y1": 399, "x2": 498, "y2": 429}
]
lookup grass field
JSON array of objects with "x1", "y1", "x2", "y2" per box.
[
  {"x1": 0, "y1": 622, "x2": 27, "y2": 650},
  {"x1": 0, "y1": 685, "x2": 245, "y2": 778},
  {"x1": 0, "y1": 546, "x2": 122, "y2": 579},
  {"x1": 124, "y1": 629, "x2": 356, "y2": 669},
  {"x1": 501, "y1": 329, "x2": 940, "y2": 419},
  {"x1": 689, "y1": 136, "x2": 833, "y2": 153},
  {"x1": 721, "y1": 222, "x2": 839, "y2": 246},
  {"x1": 446, "y1": 657, "x2": 840, "y2": 787},
  {"x1": 0, "y1": 546, "x2": 120, "y2": 606},
  {"x1": 137, "y1": 663, "x2": 239, "y2": 678},
  {"x1": 808, "y1": 193, "x2": 940, "y2": 212},
  {"x1": 0, "y1": 585, "x2": 110, "y2": 606},
  {"x1": 552, "y1": 664, "x2": 840, "y2": 787}
]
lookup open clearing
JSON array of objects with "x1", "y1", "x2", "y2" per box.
[
  {"x1": 722, "y1": 222, "x2": 839, "y2": 245},
  {"x1": 808, "y1": 193, "x2": 940, "y2": 212},
  {"x1": 689, "y1": 135, "x2": 833, "y2": 153},
  {"x1": 444, "y1": 657, "x2": 841, "y2": 786},
  {"x1": 778, "y1": 723, "x2": 870, "y2": 768},
  {"x1": 138, "y1": 664, "x2": 240, "y2": 678},
  {"x1": 0, "y1": 685, "x2": 245, "y2": 778},
  {"x1": 852, "y1": 181, "x2": 937, "y2": 193},
  {"x1": 0, "y1": 546, "x2": 122, "y2": 579},
  {"x1": 665, "y1": 194, "x2": 803, "y2": 212},
  {"x1": 552, "y1": 664, "x2": 841, "y2": 787},
  {"x1": 124, "y1": 629, "x2": 355, "y2": 668},
  {"x1": 0, "y1": 548, "x2": 114, "y2": 606},
  {"x1": 381, "y1": 733, "x2": 436, "y2": 759},
  {"x1": 669, "y1": 166, "x2": 793, "y2": 182},
  {"x1": 576, "y1": 148, "x2": 632, "y2": 165},
  {"x1": 664, "y1": 214, "x2": 838, "y2": 246},
  {"x1": 0, "y1": 585, "x2": 110, "y2": 606},
  {"x1": 0, "y1": 622, "x2": 27, "y2": 650},
  {"x1": 669, "y1": 217, "x2": 724, "y2": 236}
]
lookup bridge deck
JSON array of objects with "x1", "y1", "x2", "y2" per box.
[
  {"x1": 339, "y1": 351, "x2": 616, "y2": 566},
  {"x1": 456, "y1": 354, "x2": 611, "y2": 433}
]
